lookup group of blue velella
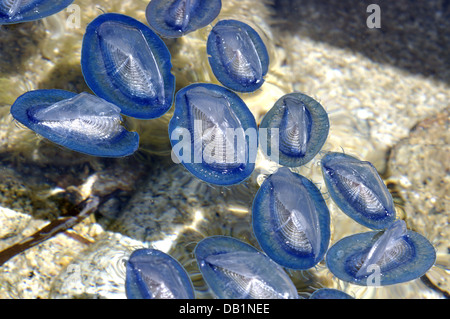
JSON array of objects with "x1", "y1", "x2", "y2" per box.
[{"x1": 3, "y1": 0, "x2": 436, "y2": 299}]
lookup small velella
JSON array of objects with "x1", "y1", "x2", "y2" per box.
[
  {"x1": 252, "y1": 167, "x2": 330, "y2": 269},
  {"x1": 309, "y1": 288, "x2": 354, "y2": 299},
  {"x1": 0, "y1": 0, "x2": 73, "y2": 25},
  {"x1": 321, "y1": 152, "x2": 396, "y2": 230},
  {"x1": 194, "y1": 236, "x2": 299, "y2": 299},
  {"x1": 145, "y1": 0, "x2": 222, "y2": 38},
  {"x1": 81, "y1": 13, "x2": 175, "y2": 120},
  {"x1": 259, "y1": 93, "x2": 329, "y2": 167},
  {"x1": 10, "y1": 90, "x2": 139, "y2": 157},
  {"x1": 125, "y1": 248, "x2": 195, "y2": 299},
  {"x1": 207, "y1": 19, "x2": 269, "y2": 93},
  {"x1": 168, "y1": 83, "x2": 257, "y2": 185},
  {"x1": 326, "y1": 220, "x2": 436, "y2": 286}
]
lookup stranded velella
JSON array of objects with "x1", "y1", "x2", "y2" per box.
[
  {"x1": 0, "y1": 0, "x2": 74, "y2": 25},
  {"x1": 81, "y1": 13, "x2": 175, "y2": 119},
  {"x1": 326, "y1": 220, "x2": 436, "y2": 286},
  {"x1": 321, "y1": 152, "x2": 396, "y2": 230},
  {"x1": 207, "y1": 19, "x2": 269, "y2": 92},
  {"x1": 194, "y1": 236, "x2": 299, "y2": 299},
  {"x1": 125, "y1": 248, "x2": 194, "y2": 299},
  {"x1": 145, "y1": 0, "x2": 222, "y2": 38},
  {"x1": 252, "y1": 167, "x2": 330, "y2": 269},
  {"x1": 10, "y1": 90, "x2": 139, "y2": 157},
  {"x1": 169, "y1": 83, "x2": 257, "y2": 185},
  {"x1": 309, "y1": 288, "x2": 354, "y2": 299},
  {"x1": 259, "y1": 93, "x2": 329, "y2": 167}
]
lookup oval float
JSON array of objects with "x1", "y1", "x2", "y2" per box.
[
  {"x1": 321, "y1": 152, "x2": 396, "y2": 230},
  {"x1": 252, "y1": 167, "x2": 330, "y2": 269},
  {"x1": 309, "y1": 288, "x2": 354, "y2": 299},
  {"x1": 81, "y1": 13, "x2": 175, "y2": 119},
  {"x1": 146, "y1": 0, "x2": 222, "y2": 38},
  {"x1": 169, "y1": 83, "x2": 257, "y2": 185},
  {"x1": 126, "y1": 248, "x2": 194, "y2": 299},
  {"x1": 326, "y1": 220, "x2": 436, "y2": 286},
  {"x1": 259, "y1": 93, "x2": 329, "y2": 167},
  {"x1": 207, "y1": 19, "x2": 269, "y2": 92},
  {"x1": 195, "y1": 236, "x2": 298, "y2": 299},
  {"x1": 0, "y1": 0, "x2": 74, "y2": 25},
  {"x1": 10, "y1": 90, "x2": 139, "y2": 157}
]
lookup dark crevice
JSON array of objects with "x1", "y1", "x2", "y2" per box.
[
  {"x1": 420, "y1": 274, "x2": 450, "y2": 299},
  {"x1": 270, "y1": 0, "x2": 450, "y2": 84}
]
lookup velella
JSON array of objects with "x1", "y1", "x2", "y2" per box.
[
  {"x1": 309, "y1": 288, "x2": 354, "y2": 299},
  {"x1": 168, "y1": 83, "x2": 257, "y2": 185},
  {"x1": 326, "y1": 220, "x2": 436, "y2": 286},
  {"x1": 252, "y1": 167, "x2": 330, "y2": 269},
  {"x1": 259, "y1": 93, "x2": 329, "y2": 167},
  {"x1": 207, "y1": 19, "x2": 269, "y2": 92},
  {"x1": 125, "y1": 248, "x2": 194, "y2": 299},
  {"x1": 194, "y1": 236, "x2": 298, "y2": 299},
  {"x1": 81, "y1": 13, "x2": 175, "y2": 119},
  {"x1": 321, "y1": 152, "x2": 396, "y2": 230},
  {"x1": 0, "y1": 0, "x2": 73, "y2": 25},
  {"x1": 10, "y1": 90, "x2": 139, "y2": 157},
  {"x1": 145, "y1": 0, "x2": 222, "y2": 38}
]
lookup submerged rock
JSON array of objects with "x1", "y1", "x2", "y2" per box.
[{"x1": 388, "y1": 108, "x2": 449, "y2": 296}]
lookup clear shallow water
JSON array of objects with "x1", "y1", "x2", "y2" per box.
[{"x1": 0, "y1": 0, "x2": 448, "y2": 299}]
